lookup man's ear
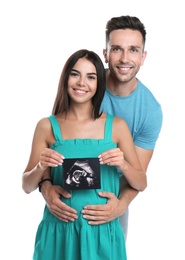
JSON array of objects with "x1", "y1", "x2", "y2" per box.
[
  {"x1": 141, "y1": 50, "x2": 147, "y2": 66},
  {"x1": 103, "y1": 49, "x2": 108, "y2": 63}
]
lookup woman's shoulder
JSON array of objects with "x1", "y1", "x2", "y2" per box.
[
  {"x1": 112, "y1": 116, "x2": 131, "y2": 143},
  {"x1": 113, "y1": 116, "x2": 129, "y2": 132},
  {"x1": 35, "y1": 117, "x2": 52, "y2": 132}
]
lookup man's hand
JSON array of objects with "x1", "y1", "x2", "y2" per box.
[
  {"x1": 42, "y1": 183, "x2": 78, "y2": 222},
  {"x1": 81, "y1": 191, "x2": 127, "y2": 225}
]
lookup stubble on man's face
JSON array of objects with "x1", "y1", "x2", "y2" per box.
[{"x1": 105, "y1": 29, "x2": 146, "y2": 87}]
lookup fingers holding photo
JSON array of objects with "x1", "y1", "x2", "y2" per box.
[
  {"x1": 98, "y1": 148, "x2": 124, "y2": 166},
  {"x1": 39, "y1": 148, "x2": 65, "y2": 168}
]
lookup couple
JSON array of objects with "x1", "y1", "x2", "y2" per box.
[{"x1": 22, "y1": 15, "x2": 163, "y2": 260}]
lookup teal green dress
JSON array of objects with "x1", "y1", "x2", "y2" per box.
[{"x1": 33, "y1": 114, "x2": 127, "y2": 260}]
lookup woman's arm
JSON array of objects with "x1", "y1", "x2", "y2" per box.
[{"x1": 22, "y1": 118, "x2": 64, "y2": 194}]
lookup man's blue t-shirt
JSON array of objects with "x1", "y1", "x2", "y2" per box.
[{"x1": 101, "y1": 79, "x2": 163, "y2": 150}]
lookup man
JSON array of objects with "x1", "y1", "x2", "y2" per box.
[{"x1": 39, "y1": 15, "x2": 163, "y2": 239}]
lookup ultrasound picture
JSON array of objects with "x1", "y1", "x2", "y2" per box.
[{"x1": 62, "y1": 158, "x2": 101, "y2": 190}]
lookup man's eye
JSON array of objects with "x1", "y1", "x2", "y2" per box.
[
  {"x1": 113, "y1": 47, "x2": 121, "y2": 52},
  {"x1": 131, "y1": 48, "x2": 138, "y2": 53}
]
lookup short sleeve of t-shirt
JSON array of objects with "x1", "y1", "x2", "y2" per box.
[{"x1": 101, "y1": 80, "x2": 163, "y2": 150}]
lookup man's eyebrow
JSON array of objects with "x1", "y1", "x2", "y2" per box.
[
  {"x1": 130, "y1": 45, "x2": 141, "y2": 49},
  {"x1": 111, "y1": 44, "x2": 121, "y2": 48},
  {"x1": 111, "y1": 44, "x2": 141, "y2": 49}
]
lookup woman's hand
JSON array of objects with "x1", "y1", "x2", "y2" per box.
[
  {"x1": 39, "y1": 148, "x2": 65, "y2": 170},
  {"x1": 98, "y1": 148, "x2": 124, "y2": 170}
]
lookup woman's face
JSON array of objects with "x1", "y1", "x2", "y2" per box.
[{"x1": 67, "y1": 57, "x2": 97, "y2": 104}]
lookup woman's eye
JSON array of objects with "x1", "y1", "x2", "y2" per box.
[
  {"x1": 70, "y1": 72, "x2": 78, "y2": 77},
  {"x1": 88, "y1": 76, "x2": 96, "y2": 80}
]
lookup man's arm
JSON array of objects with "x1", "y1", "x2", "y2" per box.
[
  {"x1": 41, "y1": 168, "x2": 78, "y2": 222},
  {"x1": 81, "y1": 180, "x2": 138, "y2": 224},
  {"x1": 81, "y1": 147, "x2": 153, "y2": 224}
]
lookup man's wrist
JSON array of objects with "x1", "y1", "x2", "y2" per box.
[{"x1": 38, "y1": 178, "x2": 53, "y2": 192}]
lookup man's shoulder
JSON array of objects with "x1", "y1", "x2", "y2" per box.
[{"x1": 137, "y1": 80, "x2": 161, "y2": 107}]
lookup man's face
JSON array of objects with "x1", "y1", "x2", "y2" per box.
[{"x1": 104, "y1": 29, "x2": 147, "y2": 84}]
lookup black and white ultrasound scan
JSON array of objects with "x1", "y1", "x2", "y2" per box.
[{"x1": 62, "y1": 158, "x2": 101, "y2": 190}]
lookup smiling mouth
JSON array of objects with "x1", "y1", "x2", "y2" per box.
[
  {"x1": 117, "y1": 66, "x2": 131, "y2": 71},
  {"x1": 74, "y1": 89, "x2": 87, "y2": 94}
]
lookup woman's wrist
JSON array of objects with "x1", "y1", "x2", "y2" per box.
[{"x1": 36, "y1": 161, "x2": 47, "y2": 171}]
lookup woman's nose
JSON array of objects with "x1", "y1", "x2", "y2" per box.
[{"x1": 77, "y1": 77, "x2": 85, "y2": 87}]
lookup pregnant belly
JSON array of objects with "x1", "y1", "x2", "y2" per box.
[{"x1": 61, "y1": 189, "x2": 107, "y2": 213}]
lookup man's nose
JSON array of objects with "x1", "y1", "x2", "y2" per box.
[{"x1": 119, "y1": 50, "x2": 128, "y2": 62}]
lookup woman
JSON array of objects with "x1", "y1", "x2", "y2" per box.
[{"x1": 22, "y1": 49, "x2": 146, "y2": 260}]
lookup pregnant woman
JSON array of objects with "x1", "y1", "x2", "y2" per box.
[{"x1": 22, "y1": 49, "x2": 146, "y2": 260}]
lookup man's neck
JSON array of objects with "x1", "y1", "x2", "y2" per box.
[{"x1": 106, "y1": 70, "x2": 138, "y2": 97}]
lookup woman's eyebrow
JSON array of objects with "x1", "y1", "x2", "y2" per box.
[{"x1": 71, "y1": 69, "x2": 97, "y2": 76}]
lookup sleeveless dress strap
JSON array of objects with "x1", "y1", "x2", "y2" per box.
[
  {"x1": 104, "y1": 114, "x2": 114, "y2": 141},
  {"x1": 48, "y1": 115, "x2": 63, "y2": 141}
]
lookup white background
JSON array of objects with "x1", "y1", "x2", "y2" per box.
[{"x1": 0, "y1": 1, "x2": 184, "y2": 259}]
